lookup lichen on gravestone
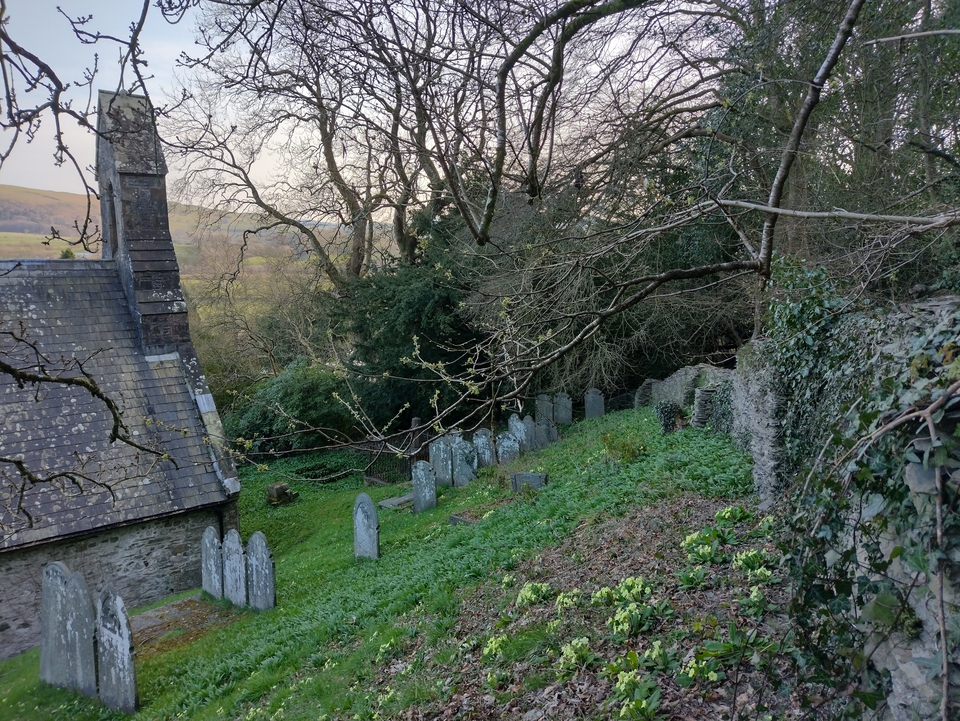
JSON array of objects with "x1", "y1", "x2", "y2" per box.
[
  {"x1": 411, "y1": 460, "x2": 437, "y2": 513},
  {"x1": 246, "y1": 532, "x2": 276, "y2": 611},
  {"x1": 473, "y1": 428, "x2": 496, "y2": 468},
  {"x1": 496, "y1": 432, "x2": 520, "y2": 463},
  {"x1": 354, "y1": 493, "x2": 380, "y2": 560},
  {"x1": 96, "y1": 585, "x2": 139, "y2": 713},
  {"x1": 451, "y1": 438, "x2": 477, "y2": 486},
  {"x1": 201, "y1": 526, "x2": 223, "y2": 599},
  {"x1": 508, "y1": 413, "x2": 528, "y2": 451},
  {"x1": 222, "y1": 529, "x2": 247, "y2": 606}
]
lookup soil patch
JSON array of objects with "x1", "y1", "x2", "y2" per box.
[{"x1": 131, "y1": 594, "x2": 247, "y2": 659}]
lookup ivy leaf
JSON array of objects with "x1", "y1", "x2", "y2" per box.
[{"x1": 860, "y1": 590, "x2": 899, "y2": 626}]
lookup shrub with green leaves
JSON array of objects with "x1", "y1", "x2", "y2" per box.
[
  {"x1": 223, "y1": 358, "x2": 355, "y2": 453},
  {"x1": 556, "y1": 637, "x2": 599, "y2": 679}
]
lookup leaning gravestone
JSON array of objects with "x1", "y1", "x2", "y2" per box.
[
  {"x1": 429, "y1": 436, "x2": 453, "y2": 487},
  {"x1": 354, "y1": 492, "x2": 380, "y2": 560},
  {"x1": 535, "y1": 419, "x2": 552, "y2": 449},
  {"x1": 451, "y1": 438, "x2": 477, "y2": 486},
  {"x1": 222, "y1": 529, "x2": 247, "y2": 606},
  {"x1": 496, "y1": 431, "x2": 521, "y2": 463},
  {"x1": 553, "y1": 392, "x2": 573, "y2": 424},
  {"x1": 201, "y1": 526, "x2": 223, "y2": 599},
  {"x1": 473, "y1": 428, "x2": 496, "y2": 468},
  {"x1": 412, "y1": 460, "x2": 438, "y2": 513},
  {"x1": 522, "y1": 415, "x2": 536, "y2": 450},
  {"x1": 247, "y1": 532, "x2": 276, "y2": 611},
  {"x1": 40, "y1": 562, "x2": 72, "y2": 689},
  {"x1": 508, "y1": 413, "x2": 528, "y2": 451},
  {"x1": 584, "y1": 388, "x2": 605, "y2": 418},
  {"x1": 96, "y1": 585, "x2": 139, "y2": 713},
  {"x1": 536, "y1": 394, "x2": 554, "y2": 422},
  {"x1": 511, "y1": 473, "x2": 548, "y2": 492}
]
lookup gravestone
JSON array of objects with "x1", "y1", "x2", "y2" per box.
[
  {"x1": 511, "y1": 473, "x2": 548, "y2": 492},
  {"x1": 634, "y1": 379, "x2": 655, "y2": 408},
  {"x1": 412, "y1": 460, "x2": 438, "y2": 513},
  {"x1": 553, "y1": 392, "x2": 573, "y2": 424},
  {"x1": 201, "y1": 526, "x2": 223, "y2": 599},
  {"x1": 247, "y1": 532, "x2": 276, "y2": 610},
  {"x1": 96, "y1": 585, "x2": 139, "y2": 713},
  {"x1": 429, "y1": 436, "x2": 453, "y2": 487},
  {"x1": 473, "y1": 429, "x2": 496, "y2": 468},
  {"x1": 222, "y1": 529, "x2": 247, "y2": 606},
  {"x1": 508, "y1": 414, "x2": 528, "y2": 451},
  {"x1": 547, "y1": 418, "x2": 559, "y2": 442},
  {"x1": 496, "y1": 432, "x2": 521, "y2": 463},
  {"x1": 378, "y1": 493, "x2": 414, "y2": 509},
  {"x1": 266, "y1": 481, "x2": 298, "y2": 505},
  {"x1": 451, "y1": 438, "x2": 477, "y2": 486},
  {"x1": 536, "y1": 393, "x2": 554, "y2": 422},
  {"x1": 584, "y1": 388, "x2": 605, "y2": 418},
  {"x1": 522, "y1": 415, "x2": 536, "y2": 450},
  {"x1": 354, "y1": 493, "x2": 380, "y2": 559},
  {"x1": 63, "y1": 571, "x2": 98, "y2": 696},
  {"x1": 535, "y1": 419, "x2": 552, "y2": 449},
  {"x1": 40, "y1": 562, "x2": 71, "y2": 688}
]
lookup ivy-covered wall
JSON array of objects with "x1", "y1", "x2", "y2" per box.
[{"x1": 737, "y1": 263, "x2": 960, "y2": 720}]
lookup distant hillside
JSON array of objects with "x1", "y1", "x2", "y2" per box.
[
  {"x1": 0, "y1": 184, "x2": 257, "y2": 243},
  {"x1": 0, "y1": 184, "x2": 354, "y2": 270}
]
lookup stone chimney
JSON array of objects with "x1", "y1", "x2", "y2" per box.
[{"x1": 96, "y1": 91, "x2": 239, "y2": 496}]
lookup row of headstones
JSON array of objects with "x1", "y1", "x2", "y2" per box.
[
  {"x1": 201, "y1": 527, "x2": 276, "y2": 610},
  {"x1": 39, "y1": 562, "x2": 138, "y2": 713},
  {"x1": 535, "y1": 389, "x2": 606, "y2": 422}
]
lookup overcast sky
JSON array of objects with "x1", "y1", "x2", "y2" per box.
[{"x1": 0, "y1": 0, "x2": 196, "y2": 194}]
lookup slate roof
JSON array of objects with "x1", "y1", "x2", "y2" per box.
[{"x1": 0, "y1": 259, "x2": 231, "y2": 551}]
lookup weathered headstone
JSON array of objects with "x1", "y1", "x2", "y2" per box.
[
  {"x1": 96, "y1": 585, "x2": 139, "y2": 713},
  {"x1": 429, "y1": 436, "x2": 453, "y2": 487},
  {"x1": 634, "y1": 379, "x2": 655, "y2": 408},
  {"x1": 584, "y1": 388, "x2": 605, "y2": 419},
  {"x1": 522, "y1": 415, "x2": 536, "y2": 449},
  {"x1": 473, "y1": 428, "x2": 496, "y2": 468},
  {"x1": 553, "y1": 392, "x2": 573, "y2": 424},
  {"x1": 63, "y1": 571, "x2": 98, "y2": 696},
  {"x1": 535, "y1": 419, "x2": 552, "y2": 449},
  {"x1": 412, "y1": 460, "x2": 437, "y2": 513},
  {"x1": 266, "y1": 481, "x2": 298, "y2": 505},
  {"x1": 508, "y1": 413, "x2": 528, "y2": 451},
  {"x1": 354, "y1": 492, "x2": 380, "y2": 560},
  {"x1": 547, "y1": 418, "x2": 559, "y2": 442},
  {"x1": 451, "y1": 438, "x2": 477, "y2": 486},
  {"x1": 510, "y1": 473, "x2": 548, "y2": 492},
  {"x1": 201, "y1": 526, "x2": 223, "y2": 599},
  {"x1": 222, "y1": 529, "x2": 247, "y2": 606},
  {"x1": 40, "y1": 562, "x2": 71, "y2": 688},
  {"x1": 536, "y1": 393, "x2": 554, "y2": 422},
  {"x1": 246, "y1": 531, "x2": 276, "y2": 611},
  {"x1": 496, "y1": 432, "x2": 521, "y2": 463}
]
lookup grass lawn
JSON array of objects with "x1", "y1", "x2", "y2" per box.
[{"x1": 0, "y1": 409, "x2": 762, "y2": 720}]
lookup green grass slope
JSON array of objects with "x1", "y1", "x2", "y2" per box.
[{"x1": 0, "y1": 409, "x2": 761, "y2": 720}]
